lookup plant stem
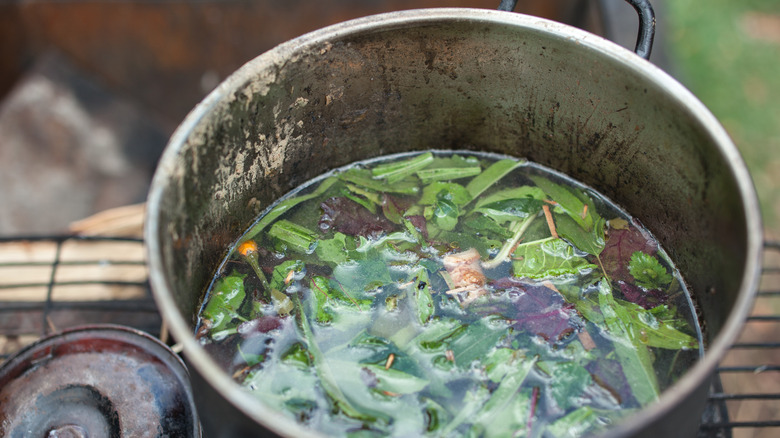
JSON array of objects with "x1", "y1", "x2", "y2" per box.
[
  {"x1": 482, "y1": 212, "x2": 540, "y2": 270},
  {"x1": 241, "y1": 251, "x2": 272, "y2": 300}
]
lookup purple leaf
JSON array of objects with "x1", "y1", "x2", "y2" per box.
[
  {"x1": 404, "y1": 215, "x2": 428, "y2": 239},
  {"x1": 381, "y1": 194, "x2": 414, "y2": 224},
  {"x1": 238, "y1": 316, "x2": 283, "y2": 336},
  {"x1": 618, "y1": 281, "x2": 668, "y2": 309},
  {"x1": 600, "y1": 226, "x2": 657, "y2": 282},
  {"x1": 319, "y1": 197, "x2": 396, "y2": 238},
  {"x1": 586, "y1": 359, "x2": 633, "y2": 405},
  {"x1": 502, "y1": 282, "x2": 579, "y2": 342}
]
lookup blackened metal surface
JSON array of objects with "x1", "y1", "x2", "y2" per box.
[{"x1": 0, "y1": 325, "x2": 199, "y2": 437}]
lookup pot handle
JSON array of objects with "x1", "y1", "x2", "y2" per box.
[{"x1": 497, "y1": 0, "x2": 656, "y2": 60}]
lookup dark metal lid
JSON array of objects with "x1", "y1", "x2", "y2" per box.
[{"x1": 0, "y1": 324, "x2": 200, "y2": 438}]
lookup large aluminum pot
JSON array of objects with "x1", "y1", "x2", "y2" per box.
[{"x1": 145, "y1": 8, "x2": 763, "y2": 437}]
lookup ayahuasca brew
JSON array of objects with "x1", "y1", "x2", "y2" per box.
[{"x1": 196, "y1": 151, "x2": 702, "y2": 437}]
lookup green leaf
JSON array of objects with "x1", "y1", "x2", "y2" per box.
[
  {"x1": 546, "y1": 270, "x2": 602, "y2": 304},
  {"x1": 462, "y1": 213, "x2": 512, "y2": 240},
  {"x1": 310, "y1": 275, "x2": 369, "y2": 323},
  {"x1": 201, "y1": 270, "x2": 246, "y2": 333},
  {"x1": 241, "y1": 176, "x2": 339, "y2": 243},
  {"x1": 544, "y1": 406, "x2": 603, "y2": 438},
  {"x1": 411, "y1": 318, "x2": 464, "y2": 351},
  {"x1": 465, "y1": 159, "x2": 522, "y2": 201},
  {"x1": 419, "y1": 182, "x2": 471, "y2": 206},
  {"x1": 238, "y1": 344, "x2": 266, "y2": 367},
  {"x1": 281, "y1": 342, "x2": 312, "y2": 369},
  {"x1": 294, "y1": 295, "x2": 376, "y2": 422},
  {"x1": 310, "y1": 276, "x2": 335, "y2": 323},
  {"x1": 482, "y1": 213, "x2": 540, "y2": 270},
  {"x1": 529, "y1": 175, "x2": 593, "y2": 229},
  {"x1": 315, "y1": 232, "x2": 358, "y2": 265},
  {"x1": 416, "y1": 166, "x2": 482, "y2": 184},
  {"x1": 628, "y1": 251, "x2": 674, "y2": 290},
  {"x1": 598, "y1": 281, "x2": 660, "y2": 405},
  {"x1": 333, "y1": 258, "x2": 392, "y2": 299},
  {"x1": 512, "y1": 238, "x2": 598, "y2": 279},
  {"x1": 422, "y1": 397, "x2": 451, "y2": 433},
  {"x1": 340, "y1": 168, "x2": 420, "y2": 195},
  {"x1": 537, "y1": 361, "x2": 592, "y2": 411},
  {"x1": 448, "y1": 316, "x2": 509, "y2": 368},
  {"x1": 473, "y1": 186, "x2": 546, "y2": 209},
  {"x1": 474, "y1": 197, "x2": 544, "y2": 224},
  {"x1": 371, "y1": 152, "x2": 434, "y2": 183},
  {"x1": 270, "y1": 288, "x2": 294, "y2": 316},
  {"x1": 483, "y1": 348, "x2": 525, "y2": 383},
  {"x1": 345, "y1": 183, "x2": 382, "y2": 206},
  {"x1": 530, "y1": 175, "x2": 606, "y2": 256},
  {"x1": 269, "y1": 260, "x2": 304, "y2": 291},
  {"x1": 554, "y1": 213, "x2": 606, "y2": 256},
  {"x1": 617, "y1": 301, "x2": 699, "y2": 350},
  {"x1": 341, "y1": 188, "x2": 377, "y2": 213},
  {"x1": 432, "y1": 194, "x2": 459, "y2": 231},
  {"x1": 415, "y1": 154, "x2": 482, "y2": 184},
  {"x1": 412, "y1": 268, "x2": 435, "y2": 324},
  {"x1": 471, "y1": 357, "x2": 536, "y2": 437},
  {"x1": 440, "y1": 385, "x2": 491, "y2": 436},
  {"x1": 268, "y1": 219, "x2": 318, "y2": 254},
  {"x1": 360, "y1": 363, "x2": 429, "y2": 394},
  {"x1": 470, "y1": 389, "x2": 532, "y2": 438}
]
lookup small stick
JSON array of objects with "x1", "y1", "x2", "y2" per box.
[
  {"x1": 284, "y1": 269, "x2": 295, "y2": 285},
  {"x1": 232, "y1": 366, "x2": 250, "y2": 379},
  {"x1": 578, "y1": 330, "x2": 597, "y2": 351},
  {"x1": 160, "y1": 320, "x2": 169, "y2": 345},
  {"x1": 581, "y1": 204, "x2": 589, "y2": 219},
  {"x1": 527, "y1": 386, "x2": 540, "y2": 436},
  {"x1": 46, "y1": 315, "x2": 59, "y2": 334},
  {"x1": 542, "y1": 204, "x2": 558, "y2": 239},
  {"x1": 385, "y1": 353, "x2": 395, "y2": 370}
]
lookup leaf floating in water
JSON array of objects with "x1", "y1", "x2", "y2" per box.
[
  {"x1": 628, "y1": 251, "x2": 674, "y2": 290},
  {"x1": 619, "y1": 281, "x2": 668, "y2": 310},
  {"x1": 505, "y1": 282, "x2": 581, "y2": 342},
  {"x1": 601, "y1": 226, "x2": 658, "y2": 282},
  {"x1": 319, "y1": 196, "x2": 396, "y2": 238}
]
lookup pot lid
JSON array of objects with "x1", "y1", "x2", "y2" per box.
[{"x1": 0, "y1": 324, "x2": 200, "y2": 438}]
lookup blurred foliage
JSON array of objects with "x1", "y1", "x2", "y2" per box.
[{"x1": 667, "y1": 0, "x2": 780, "y2": 235}]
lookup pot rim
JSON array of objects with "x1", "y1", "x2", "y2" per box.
[{"x1": 145, "y1": 7, "x2": 763, "y2": 437}]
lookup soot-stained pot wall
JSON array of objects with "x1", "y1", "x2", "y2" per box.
[{"x1": 147, "y1": 9, "x2": 762, "y2": 438}]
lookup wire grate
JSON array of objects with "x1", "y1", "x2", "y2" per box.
[
  {"x1": 0, "y1": 236, "x2": 778, "y2": 435},
  {"x1": 0, "y1": 235, "x2": 160, "y2": 362}
]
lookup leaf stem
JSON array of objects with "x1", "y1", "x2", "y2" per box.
[
  {"x1": 240, "y1": 250, "x2": 273, "y2": 301},
  {"x1": 482, "y1": 212, "x2": 540, "y2": 270}
]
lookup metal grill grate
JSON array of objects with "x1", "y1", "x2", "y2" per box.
[
  {"x1": 0, "y1": 235, "x2": 161, "y2": 363},
  {"x1": 1, "y1": 236, "x2": 778, "y2": 435}
]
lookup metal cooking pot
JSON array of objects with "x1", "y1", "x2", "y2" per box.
[{"x1": 145, "y1": 5, "x2": 763, "y2": 437}]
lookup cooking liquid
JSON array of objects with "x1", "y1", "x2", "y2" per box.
[{"x1": 197, "y1": 151, "x2": 703, "y2": 437}]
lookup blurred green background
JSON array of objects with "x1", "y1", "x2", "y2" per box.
[{"x1": 667, "y1": 0, "x2": 780, "y2": 239}]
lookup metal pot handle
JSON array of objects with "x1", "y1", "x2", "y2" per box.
[{"x1": 497, "y1": 0, "x2": 656, "y2": 60}]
